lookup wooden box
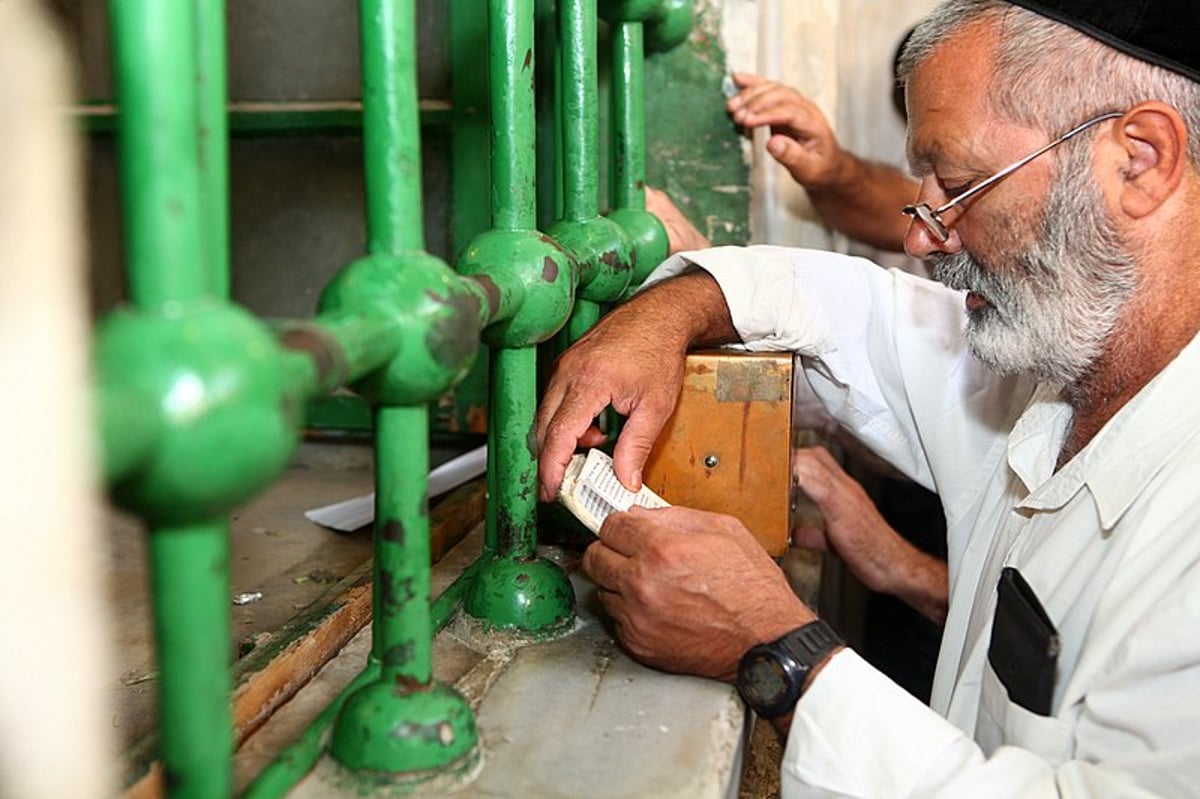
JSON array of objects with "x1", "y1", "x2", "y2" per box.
[{"x1": 642, "y1": 351, "x2": 793, "y2": 556}]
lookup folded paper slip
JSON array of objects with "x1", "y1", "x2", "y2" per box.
[{"x1": 557, "y1": 448, "x2": 669, "y2": 534}]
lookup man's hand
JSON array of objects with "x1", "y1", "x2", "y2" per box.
[
  {"x1": 792, "y1": 446, "x2": 947, "y2": 624},
  {"x1": 536, "y1": 271, "x2": 739, "y2": 501},
  {"x1": 725, "y1": 72, "x2": 851, "y2": 192},
  {"x1": 583, "y1": 505, "x2": 814, "y2": 682},
  {"x1": 645, "y1": 186, "x2": 713, "y2": 255}
]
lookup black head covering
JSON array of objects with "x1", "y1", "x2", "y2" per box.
[{"x1": 1006, "y1": 0, "x2": 1200, "y2": 83}]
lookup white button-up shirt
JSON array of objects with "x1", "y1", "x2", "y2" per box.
[{"x1": 647, "y1": 246, "x2": 1200, "y2": 798}]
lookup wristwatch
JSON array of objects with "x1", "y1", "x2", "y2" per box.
[{"x1": 736, "y1": 619, "x2": 845, "y2": 718}]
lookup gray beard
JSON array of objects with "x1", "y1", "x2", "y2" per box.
[{"x1": 930, "y1": 149, "x2": 1136, "y2": 387}]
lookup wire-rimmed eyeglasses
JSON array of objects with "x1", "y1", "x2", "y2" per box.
[{"x1": 902, "y1": 111, "x2": 1124, "y2": 243}]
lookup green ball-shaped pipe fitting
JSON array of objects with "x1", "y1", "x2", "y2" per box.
[
  {"x1": 598, "y1": 0, "x2": 663, "y2": 23},
  {"x1": 645, "y1": 0, "x2": 694, "y2": 52},
  {"x1": 607, "y1": 207, "x2": 670, "y2": 299},
  {"x1": 319, "y1": 251, "x2": 487, "y2": 406},
  {"x1": 95, "y1": 302, "x2": 300, "y2": 524},
  {"x1": 330, "y1": 679, "x2": 478, "y2": 779},
  {"x1": 545, "y1": 216, "x2": 636, "y2": 303},
  {"x1": 456, "y1": 229, "x2": 577, "y2": 348},
  {"x1": 462, "y1": 555, "x2": 576, "y2": 634}
]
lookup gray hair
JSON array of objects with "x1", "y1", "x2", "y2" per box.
[{"x1": 898, "y1": 0, "x2": 1200, "y2": 167}]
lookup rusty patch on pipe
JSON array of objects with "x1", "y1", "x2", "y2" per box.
[
  {"x1": 278, "y1": 323, "x2": 346, "y2": 390},
  {"x1": 425, "y1": 289, "x2": 481, "y2": 370},
  {"x1": 469, "y1": 274, "x2": 501, "y2": 318},
  {"x1": 523, "y1": 48, "x2": 532, "y2": 71},
  {"x1": 382, "y1": 519, "x2": 405, "y2": 545},
  {"x1": 542, "y1": 256, "x2": 558, "y2": 283}
]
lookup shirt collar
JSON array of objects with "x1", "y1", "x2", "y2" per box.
[{"x1": 1006, "y1": 332, "x2": 1200, "y2": 529}]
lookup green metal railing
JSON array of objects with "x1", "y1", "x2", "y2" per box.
[{"x1": 95, "y1": 1, "x2": 688, "y2": 796}]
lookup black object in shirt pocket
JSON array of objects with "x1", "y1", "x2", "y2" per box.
[{"x1": 988, "y1": 566, "x2": 1060, "y2": 716}]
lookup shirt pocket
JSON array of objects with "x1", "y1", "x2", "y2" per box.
[{"x1": 979, "y1": 663, "x2": 1074, "y2": 764}]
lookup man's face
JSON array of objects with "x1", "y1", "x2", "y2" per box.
[
  {"x1": 929, "y1": 145, "x2": 1136, "y2": 386},
  {"x1": 905, "y1": 20, "x2": 1136, "y2": 386}
]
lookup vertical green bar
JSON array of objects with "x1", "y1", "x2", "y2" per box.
[
  {"x1": 489, "y1": 0, "x2": 537, "y2": 231},
  {"x1": 372, "y1": 407, "x2": 433, "y2": 682},
  {"x1": 560, "y1": 0, "x2": 599, "y2": 221},
  {"x1": 488, "y1": 347, "x2": 538, "y2": 557},
  {"x1": 611, "y1": 22, "x2": 647, "y2": 211},
  {"x1": 360, "y1": 0, "x2": 429, "y2": 669},
  {"x1": 194, "y1": 0, "x2": 230, "y2": 298},
  {"x1": 361, "y1": 0, "x2": 425, "y2": 253},
  {"x1": 149, "y1": 523, "x2": 232, "y2": 799},
  {"x1": 109, "y1": 0, "x2": 208, "y2": 308}
]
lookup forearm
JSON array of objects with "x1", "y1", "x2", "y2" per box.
[
  {"x1": 615, "y1": 269, "x2": 740, "y2": 351},
  {"x1": 881, "y1": 538, "x2": 948, "y2": 625},
  {"x1": 807, "y1": 154, "x2": 918, "y2": 253}
]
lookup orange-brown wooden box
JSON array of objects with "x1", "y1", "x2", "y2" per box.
[{"x1": 642, "y1": 351, "x2": 792, "y2": 556}]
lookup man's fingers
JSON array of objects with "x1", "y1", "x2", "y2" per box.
[
  {"x1": 582, "y1": 537, "x2": 630, "y2": 591},
  {"x1": 611, "y1": 405, "x2": 671, "y2": 492},
  {"x1": 536, "y1": 389, "x2": 612, "y2": 501}
]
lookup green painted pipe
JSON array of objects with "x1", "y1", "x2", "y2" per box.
[
  {"x1": 491, "y1": 0, "x2": 538, "y2": 231},
  {"x1": 611, "y1": 21, "x2": 647, "y2": 212},
  {"x1": 361, "y1": 0, "x2": 425, "y2": 253},
  {"x1": 546, "y1": 0, "x2": 635, "y2": 305},
  {"x1": 195, "y1": 0, "x2": 230, "y2": 299},
  {"x1": 328, "y1": 0, "x2": 478, "y2": 781},
  {"x1": 109, "y1": 0, "x2": 209, "y2": 308},
  {"x1": 608, "y1": 20, "x2": 669, "y2": 293},
  {"x1": 560, "y1": 0, "x2": 598, "y2": 223},
  {"x1": 456, "y1": 0, "x2": 576, "y2": 635},
  {"x1": 243, "y1": 552, "x2": 481, "y2": 799},
  {"x1": 150, "y1": 521, "x2": 232, "y2": 799}
]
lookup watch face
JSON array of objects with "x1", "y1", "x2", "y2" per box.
[{"x1": 740, "y1": 653, "x2": 789, "y2": 707}]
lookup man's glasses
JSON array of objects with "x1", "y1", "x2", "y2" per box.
[{"x1": 902, "y1": 111, "x2": 1123, "y2": 243}]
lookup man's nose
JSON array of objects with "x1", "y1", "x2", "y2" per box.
[{"x1": 903, "y1": 216, "x2": 963, "y2": 260}]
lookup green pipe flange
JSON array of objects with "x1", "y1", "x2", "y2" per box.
[
  {"x1": 462, "y1": 555, "x2": 576, "y2": 635},
  {"x1": 95, "y1": 302, "x2": 299, "y2": 524},
  {"x1": 318, "y1": 251, "x2": 488, "y2": 405},
  {"x1": 456, "y1": 229, "x2": 577, "y2": 348},
  {"x1": 330, "y1": 679, "x2": 478, "y2": 782},
  {"x1": 546, "y1": 216, "x2": 636, "y2": 302}
]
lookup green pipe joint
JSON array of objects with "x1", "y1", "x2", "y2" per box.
[
  {"x1": 94, "y1": 302, "x2": 300, "y2": 524},
  {"x1": 318, "y1": 251, "x2": 490, "y2": 405},
  {"x1": 545, "y1": 216, "x2": 635, "y2": 302},
  {"x1": 645, "y1": 0, "x2": 694, "y2": 52},
  {"x1": 456, "y1": 230, "x2": 577, "y2": 347},
  {"x1": 608, "y1": 207, "x2": 668, "y2": 299}
]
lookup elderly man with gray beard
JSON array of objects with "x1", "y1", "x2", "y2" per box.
[{"x1": 535, "y1": 0, "x2": 1200, "y2": 795}]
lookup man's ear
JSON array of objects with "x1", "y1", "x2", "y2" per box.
[{"x1": 1111, "y1": 101, "x2": 1188, "y2": 219}]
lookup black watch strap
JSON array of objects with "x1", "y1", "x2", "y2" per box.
[{"x1": 780, "y1": 618, "x2": 844, "y2": 674}]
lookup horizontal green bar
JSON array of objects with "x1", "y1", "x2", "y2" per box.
[{"x1": 72, "y1": 99, "x2": 453, "y2": 134}]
